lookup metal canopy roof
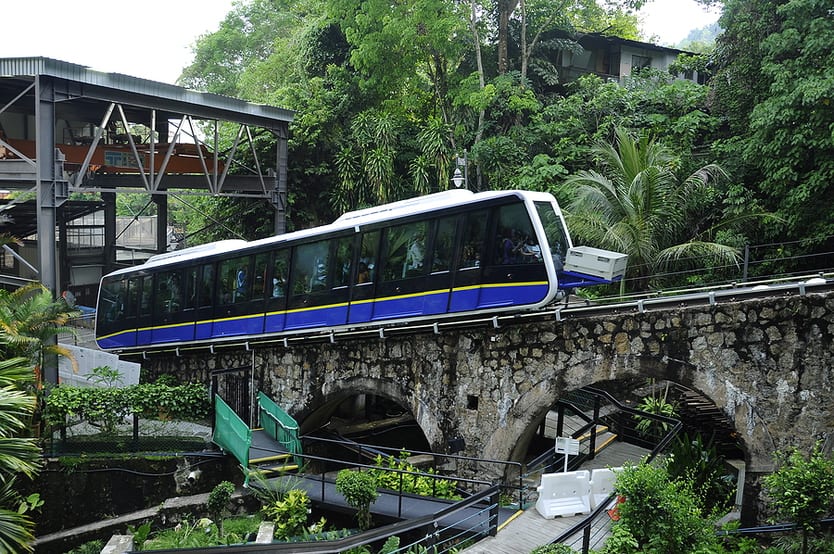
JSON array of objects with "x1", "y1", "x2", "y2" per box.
[
  {"x1": 0, "y1": 57, "x2": 293, "y2": 129},
  {"x1": 0, "y1": 199, "x2": 104, "y2": 239}
]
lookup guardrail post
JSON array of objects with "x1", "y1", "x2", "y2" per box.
[
  {"x1": 489, "y1": 489, "x2": 499, "y2": 536},
  {"x1": 589, "y1": 396, "x2": 600, "y2": 460}
]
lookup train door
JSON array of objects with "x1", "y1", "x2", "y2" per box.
[
  {"x1": 285, "y1": 236, "x2": 353, "y2": 330},
  {"x1": 135, "y1": 273, "x2": 154, "y2": 346},
  {"x1": 479, "y1": 201, "x2": 549, "y2": 308},
  {"x1": 348, "y1": 230, "x2": 380, "y2": 324},
  {"x1": 449, "y1": 209, "x2": 489, "y2": 312},
  {"x1": 150, "y1": 268, "x2": 194, "y2": 345},
  {"x1": 264, "y1": 249, "x2": 290, "y2": 333},
  {"x1": 374, "y1": 217, "x2": 457, "y2": 320},
  {"x1": 213, "y1": 254, "x2": 267, "y2": 337},
  {"x1": 193, "y1": 263, "x2": 216, "y2": 340}
]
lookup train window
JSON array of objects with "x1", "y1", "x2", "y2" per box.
[
  {"x1": 185, "y1": 267, "x2": 199, "y2": 310},
  {"x1": 156, "y1": 270, "x2": 182, "y2": 315},
  {"x1": 535, "y1": 201, "x2": 570, "y2": 270},
  {"x1": 126, "y1": 277, "x2": 141, "y2": 318},
  {"x1": 457, "y1": 210, "x2": 487, "y2": 270},
  {"x1": 332, "y1": 236, "x2": 353, "y2": 288},
  {"x1": 494, "y1": 203, "x2": 537, "y2": 265},
  {"x1": 253, "y1": 253, "x2": 269, "y2": 299},
  {"x1": 431, "y1": 216, "x2": 456, "y2": 273},
  {"x1": 382, "y1": 220, "x2": 428, "y2": 281},
  {"x1": 99, "y1": 278, "x2": 126, "y2": 323},
  {"x1": 357, "y1": 230, "x2": 380, "y2": 284},
  {"x1": 291, "y1": 239, "x2": 329, "y2": 294},
  {"x1": 219, "y1": 256, "x2": 251, "y2": 304},
  {"x1": 140, "y1": 275, "x2": 153, "y2": 317},
  {"x1": 271, "y1": 250, "x2": 289, "y2": 298},
  {"x1": 197, "y1": 264, "x2": 214, "y2": 308}
]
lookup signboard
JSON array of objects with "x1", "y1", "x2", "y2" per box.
[{"x1": 555, "y1": 436, "x2": 580, "y2": 472}]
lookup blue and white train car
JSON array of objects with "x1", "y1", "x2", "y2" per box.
[{"x1": 95, "y1": 189, "x2": 611, "y2": 353}]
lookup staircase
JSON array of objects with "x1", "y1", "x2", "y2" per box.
[{"x1": 212, "y1": 392, "x2": 302, "y2": 484}]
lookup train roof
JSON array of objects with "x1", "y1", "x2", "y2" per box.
[{"x1": 103, "y1": 189, "x2": 546, "y2": 279}]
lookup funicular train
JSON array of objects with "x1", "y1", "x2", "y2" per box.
[{"x1": 95, "y1": 189, "x2": 625, "y2": 353}]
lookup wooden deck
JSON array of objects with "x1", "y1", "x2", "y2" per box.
[{"x1": 462, "y1": 441, "x2": 650, "y2": 554}]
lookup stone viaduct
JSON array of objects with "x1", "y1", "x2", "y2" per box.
[{"x1": 143, "y1": 286, "x2": 834, "y2": 488}]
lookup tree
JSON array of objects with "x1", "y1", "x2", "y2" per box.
[
  {"x1": 763, "y1": 444, "x2": 834, "y2": 554},
  {"x1": 563, "y1": 127, "x2": 739, "y2": 291}
]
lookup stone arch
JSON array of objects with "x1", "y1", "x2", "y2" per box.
[{"x1": 296, "y1": 375, "x2": 444, "y2": 453}]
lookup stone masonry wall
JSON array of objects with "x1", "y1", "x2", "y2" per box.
[{"x1": 142, "y1": 289, "x2": 834, "y2": 476}]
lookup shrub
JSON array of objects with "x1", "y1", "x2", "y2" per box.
[
  {"x1": 262, "y1": 488, "x2": 310, "y2": 540},
  {"x1": 336, "y1": 469, "x2": 378, "y2": 531}
]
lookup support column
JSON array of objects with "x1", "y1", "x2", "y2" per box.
[
  {"x1": 272, "y1": 126, "x2": 288, "y2": 235},
  {"x1": 102, "y1": 191, "x2": 117, "y2": 274},
  {"x1": 153, "y1": 194, "x2": 168, "y2": 253},
  {"x1": 35, "y1": 75, "x2": 66, "y2": 386}
]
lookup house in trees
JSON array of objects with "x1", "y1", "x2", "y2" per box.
[{"x1": 556, "y1": 33, "x2": 705, "y2": 85}]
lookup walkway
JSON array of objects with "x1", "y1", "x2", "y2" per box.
[{"x1": 462, "y1": 441, "x2": 650, "y2": 554}]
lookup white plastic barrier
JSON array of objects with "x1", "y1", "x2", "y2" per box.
[
  {"x1": 589, "y1": 467, "x2": 622, "y2": 509},
  {"x1": 535, "y1": 470, "x2": 592, "y2": 519}
]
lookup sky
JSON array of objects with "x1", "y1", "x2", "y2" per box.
[{"x1": 5, "y1": 0, "x2": 719, "y2": 86}]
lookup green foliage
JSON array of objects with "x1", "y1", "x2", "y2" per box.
[
  {"x1": 262, "y1": 488, "x2": 310, "y2": 540},
  {"x1": 207, "y1": 481, "x2": 236, "y2": 521},
  {"x1": 86, "y1": 366, "x2": 123, "y2": 387},
  {"x1": 531, "y1": 544, "x2": 577, "y2": 553},
  {"x1": 65, "y1": 539, "x2": 105, "y2": 554},
  {"x1": 633, "y1": 381, "x2": 678, "y2": 435},
  {"x1": 335, "y1": 469, "x2": 378, "y2": 531},
  {"x1": 43, "y1": 381, "x2": 211, "y2": 431},
  {"x1": 609, "y1": 460, "x2": 720, "y2": 554},
  {"x1": 764, "y1": 443, "x2": 834, "y2": 554},
  {"x1": 667, "y1": 432, "x2": 735, "y2": 518},
  {"x1": 368, "y1": 451, "x2": 461, "y2": 500}
]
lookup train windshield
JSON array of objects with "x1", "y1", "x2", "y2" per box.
[{"x1": 534, "y1": 201, "x2": 570, "y2": 271}]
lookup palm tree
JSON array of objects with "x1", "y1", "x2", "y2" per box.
[
  {"x1": 563, "y1": 127, "x2": 740, "y2": 291},
  {"x1": 0, "y1": 282, "x2": 79, "y2": 385},
  {"x1": 0, "y1": 355, "x2": 43, "y2": 553}
]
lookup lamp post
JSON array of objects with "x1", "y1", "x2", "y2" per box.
[{"x1": 451, "y1": 150, "x2": 467, "y2": 189}]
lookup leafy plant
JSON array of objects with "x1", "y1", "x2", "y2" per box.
[
  {"x1": 368, "y1": 451, "x2": 461, "y2": 500},
  {"x1": 763, "y1": 443, "x2": 834, "y2": 554},
  {"x1": 207, "y1": 481, "x2": 235, "y2": 537},
  {"x1": 633, "y1": 380, "x2": 678, "y2": 435},
  {"x1": 85, "y1": 366, "x2": 123, "y2": 387},
  {"x1": 262, "y1": 488, "x2": 310, "y2": 540},
  {"x1": 336, "y1": 469, "x2": 378, "y2": 531},
  {"x1": 531, "y1": 544, "x2": 577, "y2": 553}
]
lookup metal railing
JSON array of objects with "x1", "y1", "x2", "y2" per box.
[
  {"x1": 548, "y1": 385, "x2": 682, "y2": 553},
  {"x1": 257, "y1": 391, "x2": 302, "y2": 464}
]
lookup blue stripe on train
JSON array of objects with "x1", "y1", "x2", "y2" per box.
[{"x1": 98, "y1": 283, "x2": 550, "y2": 350}]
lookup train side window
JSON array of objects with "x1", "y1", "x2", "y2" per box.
[
  {"x1": 332, "y1": 236, "x2": 353, "y2": 289},
  {"x1": 271, "y1": 250, "x2": 289, "y2": 298},
  {"x1": 156, "y1": 270, "x2": 182, "y2": 315},
  {"x1": 185, "y1": 267, "x2": 199, "y2": 310},
  {"x1": 535, "y1": 201, "x2": 570, "y2": 270},
  {"x1": 457, "y1": 210, "x2": 487, "y2": 270},
  {"x1": 100, "y1": 279, "x2": 126, "y2": 324},
  {"x1": 139, "y1": 275, "x2": 153, "y2": 317},
  {"x1": 494, "y1": 203, "x2": 536, "y2": 265},
  {"x1": 219, "y1": 256, "x2": 251, "y2": 304},
  {"x1": 357, "y1": 230, "x2": 380, "y2": 284},
  {"x1": 291, "y1": 239, "x2": 329, "y2": 294},
  {"x1": 126, "y1": 277, "x2": 141, "y2": 318},
  {"x1": 431, "y1": 216, "x2": 456, "y2": 273},
  {"x1": 382, "y1": 221, "x2": 427, "y2": 281},
  {"x1": 197, "y1": 264, "x2": 214, "y2": 308},
  {"x1": 253, "y1": 253, "x2": 269, "y2": 299}
]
